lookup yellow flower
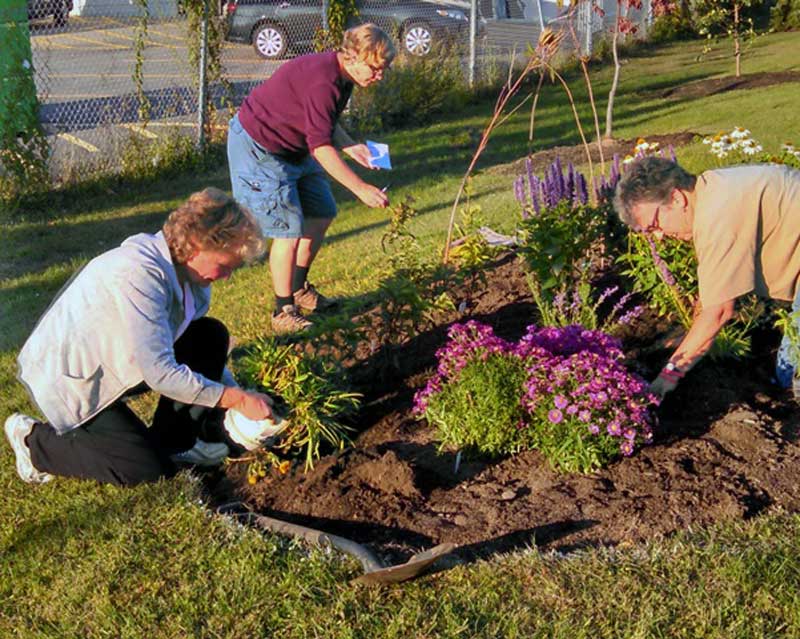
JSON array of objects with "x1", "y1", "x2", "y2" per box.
[
  {"x1": 277, "y1": 460, "x2": 291, "y2": 475},
  {"x1": 636, "y1": 137, "x2": 646, "y2": 145}
]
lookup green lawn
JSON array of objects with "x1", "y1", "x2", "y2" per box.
[{"x1": 2, "y1": 31, "x2": 800, "y2": 637}]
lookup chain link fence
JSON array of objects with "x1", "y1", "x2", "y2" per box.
[{"x1": 18, "y1": 0, "x2": 652, "y2": 184}]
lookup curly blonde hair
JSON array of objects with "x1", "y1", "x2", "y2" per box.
[
  {"x1": 341, "y1": 23, "x2": 396, "y2": 68},
  {"x1": 163, "y1": 187, "x2": 264, "y2": 265}
]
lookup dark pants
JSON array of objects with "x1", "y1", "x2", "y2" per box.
[{"x1": 27, "y1": 317, "x2": 230, "y2": 486}]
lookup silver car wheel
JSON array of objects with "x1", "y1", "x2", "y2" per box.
[
  {"x1": 404, "y1": 25, "x2": 432, "y2": 56},
  {"x1": 255, "y1": 26, "x2": 286, "y2": 59}
]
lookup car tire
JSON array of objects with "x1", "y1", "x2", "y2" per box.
[
  {"x1": 252, "y1": 22, "x2": 288, "y2": 60},
  {"x1": 402, "y1": 21, "x2": 433, "y2": 57}
]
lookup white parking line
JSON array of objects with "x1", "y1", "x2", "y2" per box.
[
  {"x1": 120, "y1": 123, "x2": 159, "y2": 139},
  {"x1": 56, "y1": 133, "x2": 99, "y2": 152}
]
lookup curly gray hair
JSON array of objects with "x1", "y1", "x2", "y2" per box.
[{"x1": 614, "y1": 157, "x2": 697, "y2": 227}]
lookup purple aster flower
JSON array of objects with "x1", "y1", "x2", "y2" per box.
[
  {"x1": 588, "y1": 423, "x2": 600, "y2": 435},
  {"x1": 566, "y1": 404, "x2": 579, "y2": 416},
  {"x1": 607, "y1": 420, "x2": 623, "y2": 436},
  {"x1": 620, "y1": 439, "x2": 635, "y2": 456},
  {"x1": 554, "y1": 394, "x2": 568, "y2": 409},
  {"x1": 548, "y1": 409, "x2": 563, "y2": 424},
  {"x1": 578, "y1": 409, "x2": 591, "y2": 422}
]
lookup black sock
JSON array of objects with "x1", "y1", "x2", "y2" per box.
[
  {"x1": 292, "y1": 265, "x2": 310, "y2": 294},
  {"x1": 274, "y1": 295, "x2": 293, "y2": 315}
]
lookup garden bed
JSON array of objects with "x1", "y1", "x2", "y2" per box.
[{"x1": 212, "y1": 254, "x2": 800, "y2": 565}]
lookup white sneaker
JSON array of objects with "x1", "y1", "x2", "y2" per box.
[
  {"x1": 4, "y1": 413, "x2": 54, "y2": 484},
  {"x1": 169, "y1": 439, "x2": 229, "y2": 467}
]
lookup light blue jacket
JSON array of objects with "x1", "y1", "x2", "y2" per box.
[{"x1": 17, "y1": 231, "x2": 226, "y2": 434}]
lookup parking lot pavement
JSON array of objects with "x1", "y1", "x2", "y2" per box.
[{"x1": 28, "y1": 14, "x2": 583, "y2": 172}]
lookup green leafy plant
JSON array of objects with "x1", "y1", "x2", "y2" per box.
[
  {"x1": 770, "y1": 0, "x2": 800, "y2": 30},
  {"x1": 313, "y1": 0, "x2": 358, "y2": 52},
  {"x1": 618, "y1": 232, "x2": 761, "y2": 360},
  {"x1": 421, "y1": 352, "x2": 530, "y2": 457},
  {"x1": 448, "y1": 182, "x2": 499, "y2": 278},
  {"x1": 371, "y1": 195, "x2": 456, "y2": 353},
  {"x1": 518, "y1": 199, "x2": 604, "y2": 299},
  {"x1": 239, "y1": 339, "x2": 361, "y2": 470}
]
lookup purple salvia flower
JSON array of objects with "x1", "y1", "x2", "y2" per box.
[
  {"x1": 514, "y1": 175, "x2": 526, "y2": 206},
  {"x1": 526, "y1": 158, "x2": 536, "y2": 201},
  {"x1": 596, "y1": 285, "x2": 619, "y2": 307},
  {"x1": 575, "y1": 173, "x2": 588, "y2": 205},
  {"x1": 646, "y1": 236, "x2": 677, "y2": 286},
  {"x1": 566, "y1": 162, "x2": 576, "y2": 199},
  {"x1": 617, "y1": 306, "x2": 644, "y2": 326}
]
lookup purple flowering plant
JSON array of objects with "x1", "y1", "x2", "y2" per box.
[{"x1": 414, "y1": 321, "x2": 657, "y2": 473}]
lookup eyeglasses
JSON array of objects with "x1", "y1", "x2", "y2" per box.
[
  {"x1": 363, "y1": 61, "x2": 387, "y2": 78},
  {"x1": 640, "y1": 205, "x2": 662, "y2": 234}
]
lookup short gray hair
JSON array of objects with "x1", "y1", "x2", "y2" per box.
[{"x1": 614, "y1": 157, "x2": 697, "y2": 227}]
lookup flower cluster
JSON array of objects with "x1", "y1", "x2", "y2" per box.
[
  {"x1": 702, "y1": 127, "x2": 763, "y2": 159},
  {"x1": 781, "y1": 142, "x2": 800, "y2": 161},
  {"x1": 622, "y1": 137, "x2": 677, "y2": 166},
  {"x1": 414, "y1": 322, "x2": 657, "y2": 468},
  {"x1": 514, "y1": 156, "x2": 589, "y2": 217}
]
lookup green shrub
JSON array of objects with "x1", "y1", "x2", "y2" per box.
[
  {"x1": 421, "y1": 351, "x2": 530, "y2": 457},
  {"x1": 770, "y1": 0, "x2": 800, "y2": 30},
  {"x1": 648, "y1": 12, "x2": 697, "y2": 43},
  {"x1": 345, "y1": 49, "x2": 470, "y2": 133},
  {"x1": 517, "y1": 199, "x2": 604, "y2": 299}
]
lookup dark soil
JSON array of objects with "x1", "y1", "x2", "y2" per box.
[
  {"x1": 488, "y1": 132, "x2": 699, "y2": 177},
  {"x1": 660, "y1": 71, "x2": 800, "y2": 100},
  {"x1": 211, "y1": 254, "x2": 800, "y2": 566}
]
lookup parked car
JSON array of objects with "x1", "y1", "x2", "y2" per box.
[
  {"x1": 225, "y1": 0, "x2": 483, "y2": 59},
  {"x1": 28, "y1": 0, "x2": 72, "y2": 26}
]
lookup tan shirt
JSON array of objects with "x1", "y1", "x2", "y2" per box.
[{"x1": 692, "y1": 164, "x2": 800, "y2": 308}]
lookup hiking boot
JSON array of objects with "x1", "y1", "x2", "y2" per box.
[
  {"x1": 169, "y1": 439, "x2": 229, "y2": 467},
  {"x1": 271, "y1": 304, "x2": 313, "y2": 334},
  {"x1": 4, "y1": 413, "x2": 53, "y2": 484},
  {"x1": 293, "y1": 282, "x2": 337, "y2": 312}
]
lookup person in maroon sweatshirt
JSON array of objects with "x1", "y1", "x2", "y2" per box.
[{"x1": 228, "y1": 23, "x2": 395, "y2": 333}]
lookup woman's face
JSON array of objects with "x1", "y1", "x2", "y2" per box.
[{"x1": 182, "y1": 248, "x2": 243, "y2": 287}]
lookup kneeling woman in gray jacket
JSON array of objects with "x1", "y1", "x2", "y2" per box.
[{"x1": 6, "y1": 187, "x2": 274, "y2": 486}]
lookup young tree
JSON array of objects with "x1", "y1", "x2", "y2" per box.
[
  {"x1": 604, "y1": 0, "x2": 642, "y2": 141},
  {"x1": 694, "y1": 0, "x2": 762, "y2": 77}
]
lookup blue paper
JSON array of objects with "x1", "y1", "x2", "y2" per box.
[{"x1": 366, "y1": 140, "x2": 392, "y2": 169}]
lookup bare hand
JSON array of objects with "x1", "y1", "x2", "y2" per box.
[
  {"x1": 355, "y1": 183, "x2": 389, "y2": 208},
  {"x1": 221, "y1": 387, "x2": 274, "y2": 421},
  {"x1": 343, "y1": 144, "x2": 374, "y2": 169}
]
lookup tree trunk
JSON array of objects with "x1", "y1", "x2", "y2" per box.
[
  {"x1": 734, "y1": 2, "x2": 741, "y2": 78},
  {"x1": 604, "y1": 2, "x2": 622, "y2": 140}
]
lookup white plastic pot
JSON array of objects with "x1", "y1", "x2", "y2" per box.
[{"x1": 223, "y1": 409, "x2": 288, "y2": 451}]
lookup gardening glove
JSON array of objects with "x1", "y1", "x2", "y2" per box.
[{"x1": 649, "y1": 362, "x2": 684, "y2": 400}]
